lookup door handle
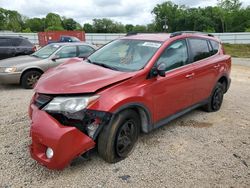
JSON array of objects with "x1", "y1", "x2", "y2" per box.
[
  {"x1": 214, "y1": 64, "x2": 220, "y2": 69},
  {"x1": 185, "y1": 73, "x2": 194, "y2": 78}
]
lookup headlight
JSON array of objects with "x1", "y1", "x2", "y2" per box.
[
  {"x1": 43, "y1": 95, "x2": 100, "y2": 113},
  {"x1": 0, "y1": 67, "x2": 17, "y2": 73}
]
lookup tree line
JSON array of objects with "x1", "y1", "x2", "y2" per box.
[{"x1": 0, "y1": 0, "x2": 249, "y2": 33}]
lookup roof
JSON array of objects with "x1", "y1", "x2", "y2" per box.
[
  {"x1": 48, "y1": 42, "x2": 97, "y2": 49},
  {"x1": 122, "y1": 33, "x2": 170, "y2": 42},
  {"x1": 121, "y1": 32, "x2": 218, "y2": 42}
]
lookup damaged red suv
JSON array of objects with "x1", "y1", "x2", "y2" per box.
[{"x1": 29, "y1": 32, "x2": 231, "y2": 169}]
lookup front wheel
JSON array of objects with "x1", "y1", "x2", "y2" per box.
[
  {"x1": 98, "y1": 109, "x2": 140, "y2": 163},
  {"x1": 203, "y1": 82, "x2": 224, "y2": 112},
  {"x1": 21, "y1": 70, "x2": 42, "y2": 89}
]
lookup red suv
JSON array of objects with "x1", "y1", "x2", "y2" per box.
[{"x1": 29, "y1": 32, "x2": 231, "y2": 169}]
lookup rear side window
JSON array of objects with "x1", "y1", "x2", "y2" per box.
[
  {"x1": 20, "y1": 39, "x2": 33, "y2": 46},
  {"x1": 78, "y1": 45, "x2": 95, "y2": 57},
  {"x1": 189, "y1": 38, "x2": 211, "y2": 62},
  {"x1": 210, "y1": 40, "x2": 220, "y2": 55},
  {"x1": 0, "y1": 38, "x2": 12, "y2": 47}
]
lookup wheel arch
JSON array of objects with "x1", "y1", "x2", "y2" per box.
[
  {"x1": 217, "y1": 75, "x2": 229, "y2": 93},
  {"x1": 20, "y1": 68, "x2": 44, "y2": 84},
  {"x1": 113, "y1": 102, "x2": 153, "y2": 133}
]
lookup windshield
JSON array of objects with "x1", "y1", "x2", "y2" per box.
[
  {"x1": 88, "y1": 39, "x2": 162, "y2": 72},
  {"x1": 31, "y1": 44, "x2": 61, "y2": 58}
]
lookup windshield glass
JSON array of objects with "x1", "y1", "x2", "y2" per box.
[
  {"x1": 88, "y1": 39, "x2": 162, "y2": 71},
  {"x1": 31, "y1": 44, "x2": 61, "y2": 58}
]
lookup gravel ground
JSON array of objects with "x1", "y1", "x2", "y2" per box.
[{"x1": 0, "y1": 62, "x2": 250, "y2": 188}]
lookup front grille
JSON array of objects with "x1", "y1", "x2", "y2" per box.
[{"x1": 34, "y1": 94, "x2": 53, "y2": 109}]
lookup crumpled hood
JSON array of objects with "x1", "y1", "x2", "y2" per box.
[
  {"x1": 0, "y1": 55, "x2": 41, "y2": 67},
  {"x1": 35, "y1": 60, "x2": 136, "y2": 94}
]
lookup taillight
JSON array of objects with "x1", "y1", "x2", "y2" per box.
[
  {"x1": 32, "y1": 46, "x2": 37, "y2": 52},
  {"x1": 221, "y1": 43, "x2": 225, "y2": 54}
]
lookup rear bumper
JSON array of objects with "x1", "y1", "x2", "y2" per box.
[
  {"x1": 29, "y1": 105, "x2": 95, "y2": 170},
  {"x1": 0, "y1": 72, "x2": 21, "y2": 84}
]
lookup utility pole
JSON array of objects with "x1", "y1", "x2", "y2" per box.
[{"x1": 162, "y1": 16, "x2": 168, "y2": 32}]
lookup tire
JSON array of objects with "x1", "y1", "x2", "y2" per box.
[
  {"x1": 98, "y1": 109, "x2": 140, "y2": 163},
  {"x1": 203, "y1": 82, "x2": 224, "y2": 112},
  {"x1": 21, "y1": 70, "x2": 42, "y2": 89}
]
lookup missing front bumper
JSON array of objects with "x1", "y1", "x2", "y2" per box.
[{"x1": 30, "y1": 106, "x2": 96, "y2": 170}]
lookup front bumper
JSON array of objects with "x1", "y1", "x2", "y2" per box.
[
  {"x1": 0, "y1": 72, "x2": 22, "y2": 84},
  {"x1": 29, "y1": 105, "x2": 95, "y2": 170}
]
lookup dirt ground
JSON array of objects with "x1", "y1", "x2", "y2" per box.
[{"x1": 0, "y1": 63, "x2": 249, "y2": 188}]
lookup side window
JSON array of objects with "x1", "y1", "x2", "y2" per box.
[
  {"x1": 156, "y1": 40, "x2": 188, "y2": 72},
  {"x1": 12, "y1": 38, "x2": 22, "y2": 46},
  {"x1": 210, "y1": 40, "x2": 220, "y2": 55},
  {"x1": 0, "y1": 38, "x2": 12, "y2": 47},
  {"x1": 56, "y1": 46, "x2": 77, "y2": 58},
  {"x1": 189, "y1": 39, "x2": 211, "y2": 62},
  {"x1": 78, "y1": 45, "x2": 95, "y2": 57},
  {"x1": 20, "y1": 39, "x2": 32, "y2": 47}
]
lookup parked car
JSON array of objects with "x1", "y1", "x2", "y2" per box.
[
  {"x1": 0, "y1": 36, "x2": 36, "y2": 60},
  {"x1": 0, "y1": 42, "x2": 96, "y2": 89},
  {"x1": 29, "y1": 32, "x2": 231, "y2": 169},
  {"x1": 48, "y1": 35, "x2": 81, "y2": 44}
]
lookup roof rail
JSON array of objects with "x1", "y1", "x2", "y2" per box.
[
  {"x1": 170, "y1": 31, "x2": 214, "y2": 38},
  {"x1": 125, "y1": 32, "x2": 169, "y2": 36},
  {"x1": 126, "y1": 32, "x2": 138, "y2": 36}
]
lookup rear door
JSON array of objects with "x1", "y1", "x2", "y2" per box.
[
  {"x1": 18, "y1": 38, "x2": 34, "y2": 55},
  {"x1": 0, "y1": 38, "x2": 15, "y2": 59},
  {"x1": 150, "y1": 39, "x2": 195, "y2": 122},
  {"x1": 188, "y1": 38, "x2": 220, "y2": 103}
]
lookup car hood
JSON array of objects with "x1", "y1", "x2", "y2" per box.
[
  {"x1": 0, "y1": 55, "x2": 42, "y2": 67},
  {"x1": 35, "y1": 60, "x2": 137, "y2": 94}
]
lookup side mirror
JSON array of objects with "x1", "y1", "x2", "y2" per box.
[
  {"x1": 157, "y1": 63, "x2": 166, "y2": 77},
  {"x1": 51, "y1": 55, "x2": 60, "y2": 61}
]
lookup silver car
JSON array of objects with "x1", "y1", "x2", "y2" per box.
[{"x1": 0, "y1": 42, "x2": 97, "y2": 89}]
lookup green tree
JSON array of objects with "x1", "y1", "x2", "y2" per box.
[
  {"x1": 133, "y1": 25, "x2": 147, "y2": 32},
  {"x1": 92, "y1": 18, "x2": 125, "y2": 33},
  {"x1": 62, "y1": 17, "x2": 77, "y2": 30},
  {"x1": 152, "y1": 1, "x2": 181, "y2": 32},
  {"x1": 125, "y1": 24, "x2": 134, "y2": 32},
  {"x1": 45, "y1": 13, "x2": 63, "y2": 31},
  {"x1": 83, "y1": 23, "x2": 94, "y2": 32},
  {"x1": 25, "y1": 18, "x2": 44, "y2": 32}
]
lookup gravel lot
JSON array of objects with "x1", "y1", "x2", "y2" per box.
[{"x1": 0, "y1": 61, "x2": 250, "y2": 187}]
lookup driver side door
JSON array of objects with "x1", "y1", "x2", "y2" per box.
[{"x1": 150, "y1": 39, "x2": 195, "y2": 123}]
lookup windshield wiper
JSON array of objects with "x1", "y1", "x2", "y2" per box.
[{"x1": 86, "y1": 58, "x2": 118, "y2": 71}]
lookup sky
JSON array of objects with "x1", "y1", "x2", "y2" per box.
[{"x1": 0, "y1": 0, "x2": 250, "y2": 25}]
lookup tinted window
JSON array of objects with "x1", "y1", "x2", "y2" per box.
[
  {"x1": 210, "y1": 40, "x2": 220, "y2": 55},
  {"x1": 56, "y1": 46, "x2": 77, "y2": 58},
  {"x1": 12, "y1": 38, "x2": 22, "y2": 46},
  {"x1": 78, "y1": 45, "x2": 94, "y2": 57},
  {"x1": 20, "y1": 39, "x2": 33, "y2": 46},
  {"x1": 0, "y1": 38, "x2": 12, "y2": 47},
  {"x1": 189, "y1": 39, "x2": 211, "y2": 62},
  {"x1": 156, "y1": 40, "x2": 188, "y2": 72}
]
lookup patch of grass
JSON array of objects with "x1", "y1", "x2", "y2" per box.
[{"x1": 223, "y1": 44, "x2": 250, "y2": 58}]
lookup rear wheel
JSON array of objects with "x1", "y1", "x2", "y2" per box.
[
  {"x1": 21, "y1": 70, "x2": 42, "y2": 89},
  {"x1": 98, "y1": 109, "x2": 140, "y2": 163},
  {"x1": 203, "y1": 82, "x2": 224, "y2": 112}
]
